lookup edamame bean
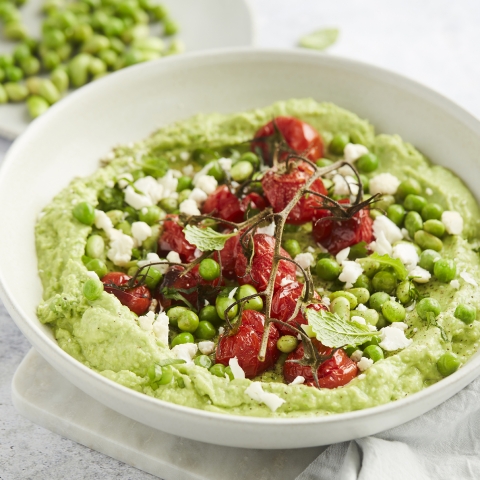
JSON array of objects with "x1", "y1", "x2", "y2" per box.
[
  {"x1": 396, "y1": 280, "x2": 413, "y2": 304},
  {"x1": 418, "y1": 249, "x2": 441, "y2": 273},
  {"x1": 144, "y1": 267, "x2": 162, "y2": 289},
  {"x1": 316, "y1": 257, "x2": 341, "y2": 281},
  {"x1": 423, "y1": 219, "x2": 445, "y2": 238},
  {"x1": 98, "y1": 48, "x2": 118, "y2": 68},
  {"x1": 194, "y1": 355, "x2": 212, "y2": 369},
  {"x1": 209, "y1": 363, "x2": 226, "y2": 378},
  {"x1": 177, "y1": 189, "x2": 191, "y2": 204},
  {"x1": 138, "y1": 205, "x2": 162, "y2": 225},
  {"x1": 171, "y1": 332, "x2": 194, "y2": 347},
  {"x1": 353, "y1": 274, "x2": 373, "y2": 293},
  {"x1": 416, "y1": 297, "x2": 441, "y2": 320},
  {"x1": 69, "y1": 53, "x2": 91, "y2": 87},
  {"x1": 195, "y1": 320, "x2": 216, "y2": 340},
  {"x1": 4, "y1": 22, "x2": 28, "y2": 40},
  {"x1": 43, "y1": 29, "x2": 66, "y2": 49},
  {"x1": 421, "y1": 203, "x2": 443, "y2": 221},
  {"x1": 216, "y1": 296, "x2": 238, "y2": 320},
  {"x1": 283, "y1": 239, "x2": 301, "y2": 258},
  {"x1": 329, "y1": 133, "x2": 349, "y2": 155},
  {"x1": 437, "y1": 352, "x2": 460, "y2": 377},
  {"x1": 86, "y1": 234, "x2": 105, "y2": 258},
  {"x1": 5, "y1": 65, "x2": 23, "y2": 82},
  {"x1": 454, "y1": 304, "x2": 476, "y2": 324},
  {"x1": 363, "y1": 345, "x2": 384, "y2": 362},
  {"x1": 198, "y1": 258, "x2": 221, "y2": 281},
  {"x1": 372, "y1": 271, "x2": 397, "y2": 294},
  {"x1": 199, "y1": 305, "x2": 221, "y2": 324},
  {"x1": 397, "y1": 178, "x2": 422, "y2": 199},
  {"x1": 26, "y1": 76, "x2": 42, "y2": 95},
  {"x1": 374, "y1": 195, "x2": 395, "y2": 212},
  {"x1": 72, "y1": 23, "x2": 94, "y2": 43},
  {"x1": 349, "y1": 242, "x2": 368, "y2": 260},
  {"x1": 330, "y1": 296, "x2": 351, "y2": 322},
  {"x1": 163, "y1": 18, "x2": 178, "y2": 36},
  {"x1": 277, "y1": 335, "x2": 298, "y2": 353},
  {"x1": 404, "y1": 194, "x2": 427, "y2": 213},
  {"x1": 239, "y1": 151, "x2": 260, "y2": 168},
  {"x1": 414, "y1": 230, "x2": 443, "y2": 252},
  {"x1": 0, "y1": 54, "x2": 14, "y2": 69},
  {"x1": 38, "y1": 79, "x2": 60, "y2": 104},
  {"x1": 433, "y1": 258, "x2": 456, "y2": 283},
  {"x1": 157, "y1": 365, "x2": 173, "y2": 385},
  {"x1": 369, "y1": 292, "x2": 390, "y2": 312},
  {"x1": 86, "y1": 258, "x2": 108, "y2": 278},
  {"x1": 117, "y1": 220, "x2": 131, "y2": 235},
  {"x1": 236, "y1": 284, "x2": 263, "y2": 311},
  {"x1": 20, "y1": 56, "x2": 40, "y2": 76},
  {"x1": 357, "y1": 153, "x2": 379, "y2": 173},
  {"x1": 73, "y1": 201, "x2": 95, "y2": 225},
  {"x1": 89, "y1": 57, "x2": 107, "y2": 76},
  {"x1": 404, "y1": 211, "x2": 423, "y2": 238},
  {"x1": 347, "y1": 288, "x2": 370, "y2": 305},
  {"x1": 159, "y1": 197, "x2": 178, "y2": 213},
  {"x1": 176, "y1": 176, "x2": 193, "y2": 192},
  {"x1": 82, "y1": 34, "x2": 110, "y2": 54},
  {"x1": 206, "y1": 161, "x2": 224, "y2": 182},
  {"x1": 26, "y1": 95, "x2": 49, "y2": 118},
  {"x1": 358, "y1": 258, "x2": 380, "y2": 278},
  {"x1": 83, "y1": 277, "x2": 104, "y2": 301},
  {"x1": 353, "y1": 308, "x2": 379, "y2": 326},
  {"x1": 329, "y1": 291, "x2": 358, "y2": 309},
  {"x1": 382, "y1": 300, "x2": 406, "y2": 323},
  {"x1": 166, "y1": 306, "x2": 188, "y2": 326},
  {"x1": 103, "y1": 17, "x2": 124, "y2": 37},
  {"x1": 231, "y1": 160, "x2": 254, "y2": 182},
  {"x1": 387, "y1": 204, "x2": 406, "y2": 226}
]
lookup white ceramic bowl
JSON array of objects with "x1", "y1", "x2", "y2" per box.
[{"x1": 2, "y1": 49, "x2": 480, "y2": 449}]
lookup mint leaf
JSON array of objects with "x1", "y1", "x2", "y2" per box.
[
  {"x1": 299, "y1": 28, "x2": 339, "y2": 51},
  {"x1": 358, "y1": 253, "x2": 408, "y2": 281},
  {"x1": 306, "y1": 309, "x2": 379, "y2": 348},
  {"x1": 183, "y1": 225, "x2": 237, "y2": 252}
]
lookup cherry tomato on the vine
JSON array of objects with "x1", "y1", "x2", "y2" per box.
[
  {"x1": 216, "y1": 310, "x2": 280, "y2": 378},
  {"x1": 202, "y1": 185, "x2": 245, "y2": 223},
  {"x1": 102, "y1": 272, "x2": 151, "y2": 315},
  {"x1": 158, "y1": 215, "x2": 197, "y2": 262}
]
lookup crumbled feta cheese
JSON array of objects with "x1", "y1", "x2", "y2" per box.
[
  {"x1": 369, "y1": 173, "x2": 401, "y2": 195},
  {"x1": 135, "y1": 176, "x2": 165, "y2": 204},
  {"x1": 218, "y1": 157, "x2": 232, "y2": 172},
  {"x1": 229, "y1": 357, "x2": 245, "y2": 379},
  {"x1": 332, "y1": 174, "x2": 359, "y2": 196},
  {"x1": 117, "y1": 172, "x2": 133, "y2": 189},
  {"x1": 369, "y1": 231, "x2": 392, "y2": 256},
  {"x1": 244, "y1": 382, "x2": 285, "y2": 412},
  {"x1": 228, "y1": 287, "x2": 238, "y2": 299},
  {"x1": 401, "y1": 228, "x2": 411, "y2": 240},
  {"x1": 131, "y1": 221, "x2": 152, "y2": 247},
  {"x1": 86, "y1": 270, "x2": 99, "y2": 280},
  {"x1": 406, "y1": 301, "x2": 416, "y2": 312},
  {"x1": 218, "y1": 326, "x2": 225, "y2": 335},
  {"x1": 157, "y1": 170, "x2": 178, "y2": 195},
  {"x1": 198, "y1": 341, "x2": 215, "y2": 355},
  {"x1": 351, "y1": 316, "x2": 366, "y2": 325},
  {"x1": 294, "y1": 252, "x2": 315, "y2": 273},
  {"x1": 373, "y1": 215, "x2": 403, "y2": 244},
  {"x1": 171, "y1": 343, "x2": 198, "y2": 363},
  {"x1": 124, "y1": 186, "x2": 152, "y2": 209},
  {"x1": 409, "y1": 266, "x2": 431, "y2": 284},
  {"x1": 94, "y1": 209, "x2": 113, "y2": 231},
  {"x1": 182, "y1": 164, "x2": 194, "y2": 176},
  {"x1": 179, "y1": 151, "x2": 190, "y2": 161},
  {"x1": 107, "y1": 229, "x2": 134, "y2": 266},
  {"x1": 392, "y1": 243, "x2": 419, "y2": 270},
  {"x1": 442, "y1": 211, "x2": 464, "y2": 235},
  {"x1": 138, "y1": 311, "x2": 155, "y2": 332},
  {"x1": 460, "y1": 271, "x2": 478, "y2": 287},
  {"x1": 350, "y1": 350, "x2": 363, "y2": 362},
  {"x1": 138, "y1": 252, "x2": 169, "y2": 274},
  {"x1": 152, "y1": 312, "x2": 169, "y2": 344},
  {"x1": 425, "y1": 187, "x2": 433, "y2": 196},
  {"x1": 450, "y1": 279, "x2": 460, "y2": 289},
  {"x1": 336, "y1": 247, "x2": 350, "y2": 264},
  {"x1": 344, "y1": 143, "x2": 369, "y2": 163},
  {"x1": 368, "y1": 324, "x2": 377, "y2": 332},
  {"x1": 338, "y1": 261, "x2": 363, "y2": 288},
  {"x1": 290, "y1": 376, "x2": 305, "y2": 385},
  {"x1": 179, "y1": 199, "x2": 201, "y2": 216},
  {"x1": 390, "y1": 322, "x2": 408, "y2": 331},
  {"x1": 189, "y1": 187, "x2": 208, "y2": 206},
  {"x1": 256, "y1": 222, "x2": 276, "y2": 237},
  {"x1": 356, "y1": 303, "x2": 368, "y2": 312},
  {"x1": 307, "y1": 246, "x2": 315, "y2": 253},
  {"x1": 166, "y1": 251, "x2": 181, "y2": 264},
  {"x1": 379, "y1": 326, "x2": 412, "y2": 351},
  {"x1": 195, "y1": 175, "x2": 218, "y2": 195},
  {"x1": 357, "y1": 357, "x2": 374, "y2": 372}
]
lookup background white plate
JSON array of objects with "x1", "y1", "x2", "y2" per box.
[
  {"x1": 1, "y1": 49, "x2": 480, "y2": 450},
  {"x1": 0, "y1": 0, "x2": 254, "y2": 139}
]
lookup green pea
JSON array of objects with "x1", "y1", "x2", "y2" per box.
[
  {"x1": 358, "y1": 258, "x2": 380, "y2": 278},
  {"x1": 387, "y1": 204, "x2": 406, "y2": 226},
  {"x1": 171, "y1": 332, "x2": 194, "y2": 347},
  {"x1": 194, "y1": 355, "x2": 212, "y2": 369},
  {"x1": 316, "y1": 158, "x2": 333, "y2": 168},
  {"x1": 437, "y1": 352, "x2": 460, "y2": 377},
  {"x1": 216, "y1": 296, "x2": 238, "y2": 320},
  {"x1": 26, "y1": 95, "x2": 48, "y2": 118},
  {"x1": 423, "y1": 219, "x2": 445, "y2": 238},
  {"x1": 20, "y1": 56, "x2": 41, "y2": 77},
  {"x1": 83, "y1": 277, "x2": 104, "y2": 301},
  {"x1": 117, "y1": 220, "x2": 131, "y2": 235},
  {"x1": 206, "y1": 161, "x2": 224, "y2": 182},
  {"x1": 98, "y1": 48, "x2": 118, "y2": 69},
  {"x1": 397, "y1": 178, "x2": 422, "y2": 200},
  {"x1": 433, "y1": 258, "x2": 456, "y2": 283},
  {"x1": 353, "y1": 274, "x2": 373, "y2": 293},
  {"x1": 38, "y1": 79, "x2": 60, "y2": 104},
  {"x1": 347, "y1": 288, "x2": 370, "y2": 305},
  {"x1": 199, "y1": 258, "x2": 221, "y2": 281},
  {"x1": 396, "y1": 280, "x2": 414, "y2": 305},
  {"x1": 363, "y1": 345, "x2": 384, "y2": 362},
  {"x1": 421, "y1": 203, "x2": 443, "y2": 221},
  {"x1": 5, "y1": 65, "x2": 23, "y2": 82},
  {"x1": 236, "y1": 284, "x2": 263, "y2": 311},
  {"x1": 357, "y1": 153, "x2": 379, "y2": 173},
  {"x1": 177, "y1": 310, "x2": 199, "y2": 333},
  {"x1": 199, "y1": 305, "x2": 221, "y2": 324},
  {"x1": 143, "y1": 267, "x2": 162, "y2": 289},
  {"x1": 329, "y1": 291, "x2": 358, "y2": 309},
  {"x1": 382, "y1": 300, "x2": 406, "y2": 323},
  {"x1": 195, "y1": 320, "x2": 216, "y2": 340},
  {"x1": 238, "y1": 151, "x2": 260, "y2": 168},
  {"x1": 85, "y1": 258, "x2": 108, "y2": 278},
  {"x1": 4, "y1": 22, "x2": 28, "y2": 40},
  {"x1": 277, "y1": 335, "x2": 298, "y2": 353},
  {"x1": 159, "y1": 197, "x2": 178, "y2": 213},
  {"x1": 405, "y1": 211, "x2": 424, "y2": 238},
  {"x1": 176, "y1": 176, "x2": 193, "y2": 192},
  {"x1": 372, "y1": 271, "x2": 397, "y2": 294},
  {"x1": 374, "y1": 194, "x2": 395, "y2": 212},
  {"x1": 352, "y1": 308, "x2": 379, "y2": 326},
  {"x1": 138, "y1": 205, "x2": 162, "y2": 225},
  {"x1": 418, "y1": 249, "x2": 441, "y2": 273},
  {"x1": 72, "y1": 201, "x2": 95, "y2": 225},
  {"x1": 369, "y1": 291, "x2": 391, "y2": 312},
  {"x1": 69, "y1": 53, "x2": 91, "y2": 87},
  {"x1": 416, "y1": 297, "x2": 441, "y2": 320},
  {"x1": 331, "y1": 296, "x2": 351, "y2": 322},
  {"x1": 209, "y1": 363, "x2": 226, "y2": 378},
  {"x1": 157, "y1": 365, "x2": 173, "y2": 385},
  {"x1": 316, "y1": 257, "x2": 341, "y2": 281},
  {"x1": 329, "y1": 133, "x2": 349, "y2": 155},
  {"x1": 283, "y1": 239, "x2": 301, "y2": 259},
  {"x1": 454, "y1": 304, "x2": 476, "y2": 324},
  {"x1": 230, "y1": 160, "x2": 254, "y2": 182},
  {"x1": 166, "y1": 306, "x2": 189, "y2": 326},
  {"x1": 349, "y1": 242, "x2": 368, "y2": 260},
  {"x1": 177, "y1": 189, "x2": 192, "y2": 204}
]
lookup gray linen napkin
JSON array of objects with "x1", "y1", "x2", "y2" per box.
[{"x1": 296, "y1": 375, "x2": 480, "y2": 480}]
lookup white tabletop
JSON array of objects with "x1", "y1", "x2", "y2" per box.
[{"x1": 2, "y1": 0, "x2": 480, "y2": 478}]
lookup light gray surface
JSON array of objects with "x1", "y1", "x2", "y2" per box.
[{"x1": 2, "y1": 0, "x2": 480, "y2": 478}]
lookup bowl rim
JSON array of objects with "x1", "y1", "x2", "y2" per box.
[{"x1": 2, "y1": 47, "x2": 480, "y2": 427}]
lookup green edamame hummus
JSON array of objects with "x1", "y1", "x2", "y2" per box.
[{"x1": 35, "y1": 99, "x2": 480, "y2": 417}]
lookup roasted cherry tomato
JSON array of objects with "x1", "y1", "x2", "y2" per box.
[
  {"x1": 240, "y1": 192, "x2": 268, "y2": 213},
  {"x1": 219, "y1": 232, "x2": 240, "y2": 279},
  {"x1": 271, "y1": 281, "x2": 327, "y2": 336},
  {"x1": 262, "y1": 162, "x2": 327, "y2": 224},
  {"x1": 216, "y1": 310, "x2": 280, "y2": 378},
  {"x1": 158, "y1": 215, "x2": 197, "y2": 262},
  {"x1": 283, "y1": 341, "x2": 358, "y2": 388},
  {"x1": 202, "y1": 185, "x2": 244, "y2": 223},
  {"x1": 102, "y1": 272, "x2": 151, "y2": 315},
  {"x1": 235, "y1": 233, "x2": 296, "y2": 292},
  {"x1": 251, "y1": 116, "x2": 324, "y2": 164},
  {"x1": 312, "y1": 199, "x2": 373, "y2": 255}
]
